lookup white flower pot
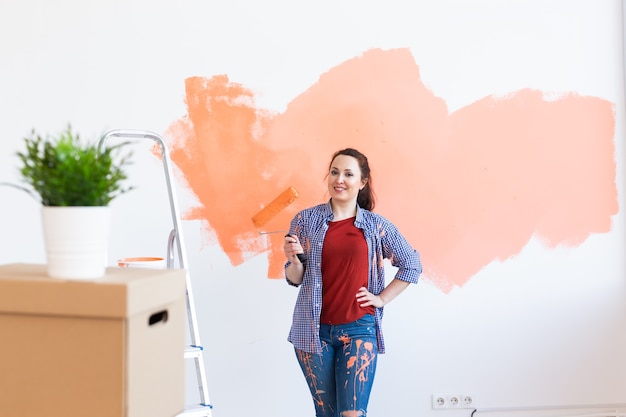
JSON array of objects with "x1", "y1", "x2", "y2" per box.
[{"x1": 42, "y1": 206, "x2": 112, "y2": 279}]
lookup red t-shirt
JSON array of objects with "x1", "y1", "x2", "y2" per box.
[{"x1": 320, "y1": 217, "x2": 375, "y2": 325}]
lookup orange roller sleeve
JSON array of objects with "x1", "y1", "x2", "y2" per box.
[{"x1": 252, "y1": 186, "x2": 299, "y2": 229}]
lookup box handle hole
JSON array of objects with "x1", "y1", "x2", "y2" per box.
[{"x1": 149, "y1": 310, "x2": 169, "y2": 326}]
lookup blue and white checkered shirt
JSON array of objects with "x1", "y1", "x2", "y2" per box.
[{"x1": 285, "y1": 201, "x2": 422, "y2": 354}]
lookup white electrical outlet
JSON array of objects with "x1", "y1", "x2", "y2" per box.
[
  {"x1": 431, "y1": 393, "x2": 474, "y2": 410},
  {"x1": 431, "y1": 395, "x2": 446, "y2": 409}
]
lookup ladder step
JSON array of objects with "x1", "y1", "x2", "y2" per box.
[
  {"x1": 184, "y1": 345, "x2": 204, "y2": 359},
  {"x1": 177, "y1": 404, "x2": 213, "y2": 417}
]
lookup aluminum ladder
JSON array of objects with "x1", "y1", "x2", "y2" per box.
[{"x1": 99, "y1": 129, "x2": 213, "y2": 417}]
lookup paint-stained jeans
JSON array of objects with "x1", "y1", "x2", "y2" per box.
[{"x1": 295, "y1": 314, "x2": 378, "y2": 417}]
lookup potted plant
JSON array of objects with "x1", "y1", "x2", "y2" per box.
[{"x1": 5, "y1": 125, "x2": 133, "y2": 279}]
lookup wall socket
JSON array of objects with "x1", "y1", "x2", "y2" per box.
[{"x1": 432, "y1": 394, "x2": 474, "y2": 409}]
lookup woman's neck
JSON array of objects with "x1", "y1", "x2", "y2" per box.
[{"x1": 330, "y1": 199, "x2": 357, "y2": 221}]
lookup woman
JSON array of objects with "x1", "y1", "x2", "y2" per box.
[{"x1": 283, "y1": 148, "x2": 422, "y2": 417}]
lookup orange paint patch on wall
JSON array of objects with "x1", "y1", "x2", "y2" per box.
[
  {"x1": 165, "y1": 48, "x2": 617, "y2": 291},
  {"x1": 165, "y1": 75, "x2": 304, "y2": 276}
]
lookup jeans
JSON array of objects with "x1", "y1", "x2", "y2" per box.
[{"x1": 295, "y1": 314, "x2": 378, "y2": 417}]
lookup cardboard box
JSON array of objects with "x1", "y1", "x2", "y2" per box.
[{"x1": 0, "y1": 263, "x2": 186, "y2": 417}]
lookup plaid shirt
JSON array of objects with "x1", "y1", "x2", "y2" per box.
[{"x1": 285, "y1": 201, "x2": 422, "y2": 354}]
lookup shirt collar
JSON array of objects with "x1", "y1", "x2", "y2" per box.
[{"x1": 323, "y1": 199, "x2": 366, "y2": 226}]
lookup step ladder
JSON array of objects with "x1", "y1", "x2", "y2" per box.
[{"x1": 99, "y1": 129, "x2": 213, "y2": 417}]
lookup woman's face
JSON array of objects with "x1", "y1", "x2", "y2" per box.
[{"x1": 327, "y1": 154, "x2": 367, "y2": 205}]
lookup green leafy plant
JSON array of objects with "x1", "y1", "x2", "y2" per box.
[{"x1": 7, "y1": 126, "x2": 133, "y2": 206}]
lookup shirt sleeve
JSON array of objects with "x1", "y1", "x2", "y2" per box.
[
  {"x1": 284, "y1": 212, "x2": 305, "y2": 287},
  {"x1": 381, "y1": 218, "x2": 422, "y2": 284}
]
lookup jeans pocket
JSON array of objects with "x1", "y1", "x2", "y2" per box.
[{"x1": 345, "y1": 315, "x2": 377, "y2": 352}]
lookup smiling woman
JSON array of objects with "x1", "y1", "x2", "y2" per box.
[{"x1": 282, "y1": 147, "x2": 422, "y2": 416}]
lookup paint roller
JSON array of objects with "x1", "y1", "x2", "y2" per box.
[
  {"x1": 252, "y1": 186, "x2": 299, "y2": 231},
  {"x1": 252, "y1": 186, "x2": 306, "y2": 265}
]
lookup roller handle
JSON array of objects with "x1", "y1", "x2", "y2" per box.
[{"x1": 285, "y1": 234, "x2": 307, "y2": 266}]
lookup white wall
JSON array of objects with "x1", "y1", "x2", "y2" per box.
[{"x1": 1, "y1": 1, "x2": 624, "y2": 416}]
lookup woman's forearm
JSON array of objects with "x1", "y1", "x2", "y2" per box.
[
  {"x1": 378, "y1": 278, "x2": 410, "y2": 306},
  {"x1": 357, "y1": 277, "x2": 411, "y2": 308}
]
